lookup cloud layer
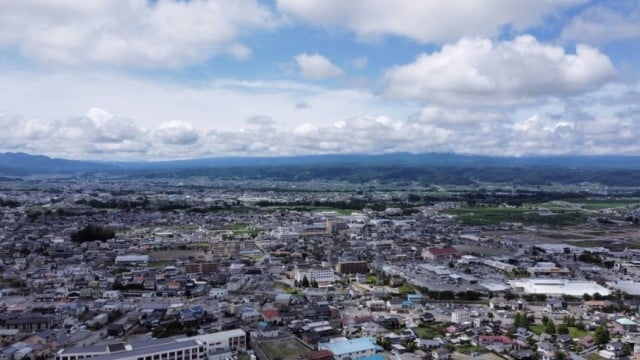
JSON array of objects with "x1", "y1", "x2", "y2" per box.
[
  {"x1": 277, "y1": 0, "x2": 586, "y2": 43},
  {"x1": 1, "y1": 80, "x2": 638, "y2": 160},
  {"x1": 0, "y1": 0, "x2": 274, "y2": 67}
]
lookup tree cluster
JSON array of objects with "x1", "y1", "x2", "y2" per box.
[{"x1": 71, "y1": 224, "x2": 115, "y2": 243}]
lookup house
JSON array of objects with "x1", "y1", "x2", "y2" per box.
[
  {"x1": 422, "y1": 246, "x2": 460, "y2": 261},
  {"x1": 516, "y1": 327, "x2": 533, "y2": 341},
  {"x1": 538, "y1": 341, "x2": 557, "y2": 360},
  {"x1": 431, "y1": 348, "x2": 451, "y2": 360},
  {"x1": 366, "y1": 300, "x2": 386, "y2": 311},
  {"x1": 261, "y1": 309, "x2": 281, "y2": 324},
  {"x1": 5, "y1": 313, "x2": 57, "y2": 332},
  {"x1": 605, "y1": 342, "x2": 625, "y2": 357},
  {"x1": 615, "y1": 317, "x2": 637, "y2": 333},
  {"x1": 240, "y1": 309, "x2": 261, "y2": 324},
  {"x1": 557, "y1": 333, "x2": 573, "y2": 347},
  {"x1": 106, "y1": 323, "x2": 125, "y2": 337},
  {"x1": 386, "y1": 299, "x2": 403, "y2": 312},
  {"x1": 256, "y1": 322, "x2": 279, "y2": 338},
  {"x1": 546, "y1": 298, "x2": 565, "y2": 312},
  {"x1": 306, "y1": 350, "x2": 335, "y2": 360},
  {"x1": 479, "y1": 335, "x2": 516, "y2": 348},
  {"x1": 579, "y1": 335, "x2": 597, "y2": 353},
  {"x1": 0, "y1": 329, "x2": 21, "y2": 345},
  {"x1": 511, "y1": 349, "x2": 535, "y2": 360}
]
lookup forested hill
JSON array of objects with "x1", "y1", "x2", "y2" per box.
[{"x1": 2, "y1": 152, "x2": 640, "y2": 186}]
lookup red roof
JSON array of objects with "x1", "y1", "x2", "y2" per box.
[
  {"x1": 479, "y1": 335, "x2": 516, "y2": 345},
  {"x1": 306, "y1": 350, "x2": 334, "y2": 360},
  {"x1": 262, "y1": 309, "x2": 280, "y2": 319}
]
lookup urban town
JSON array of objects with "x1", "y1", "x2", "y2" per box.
[{"x1": 1, "y1": 176, "x2": 640, "y2": 360}]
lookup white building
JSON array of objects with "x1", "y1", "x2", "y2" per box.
[
  {"x1": 208, "y1": 288, "x2": 228, "y2": 300},
  {"x1": 509, "y1": 279, "x2": 611, "y2": 296},
  {"x1": 451, "y1": 310, "x2": 470, "y2": 324},
  {"x1": 114, "y1": 255, "x2": 149, "y2": 266},
  {"x1": 294, "y1": 267, "x2": 335, "y2": 284},
  {"x1": 56, "y1": 339, "x2": 203, "y2": 360},
  {"x1": 102, "y1": 291, "x2": 121, "y2": 300},
  {"x1": 176, "y1": 329, "x2": 246, "y2": 356}
]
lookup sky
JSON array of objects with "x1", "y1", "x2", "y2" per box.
[{"x1": 0, "y1": 0, "x2": 639, "y2": 160}]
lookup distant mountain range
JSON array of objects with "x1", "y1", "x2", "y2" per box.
[{"x1": 2, "y1": 151, "x2": 640, "y2": 186}]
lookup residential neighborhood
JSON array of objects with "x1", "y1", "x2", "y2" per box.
[{"x1": 0, "y1": 176, "x2": 640, "y2": 360}]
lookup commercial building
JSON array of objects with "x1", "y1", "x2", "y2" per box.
[
  {"x1": 336, "y1": 261, "x2": 369, "y2": 275},
  {"x1": 56, "y1": 330, "x2": 246, "y2": 360},
  {"x1": 509, "y1": 279, "x2": 611, "y2": 296},
  {"x1": 115, "y1": 255, "x2": 150, "y2": 266},
  {"x1": 422, "y1": 247, "x2": 460, "y2": 261},
  {"x1": 294, "y1": 267, "x2": 335, "y2": 284},
  {"x1": 318, "y1": 337, "x2": 381, "y2": 360},
  {"x1": 176, "y1": 329, "x2": 247, "y2": 355},
  {"x1": 527, "y1": 262, "x2": 570, "y2": 277},
  {"x1": 451, "y1": 310, "x2": 470, "y2": 324},
  {"x1": 56, "y1": 339, "x2": 204, "y2": 360}
]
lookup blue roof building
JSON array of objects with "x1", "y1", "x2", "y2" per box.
[{"x1": 318, "y1": 337, "x2": 382, "y2": 360}]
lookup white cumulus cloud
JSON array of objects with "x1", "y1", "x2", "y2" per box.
[
  {"x1": 294, "y1": 53, "x2": 344, "y2": 80},
  {"x1": 383, "y1": 35, "x2": 617, "y2": 106}
]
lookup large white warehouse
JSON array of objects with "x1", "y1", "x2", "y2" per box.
[{"x1": 509, "y1": 278, "x2": 611, "y2": 296}]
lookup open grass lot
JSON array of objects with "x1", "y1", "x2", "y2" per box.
[
  {"x1": 568, "y1": 327, "x2": 589, "y2": 339},
  {"x1": 258, "y1": 338, "x2": 310, "y2": 360},
  {"x1": 523, "y1": 325, "x2": 588, "y2": 339},
  {"x1": 447, "y1": 206, "x2": 586, "y2": 227},
  {"x1": 415, "y1": 324, "x2": 447, "y2": 339},
  {"x1": 457, "y1": 345, "x2": 488, "y2": 354}
]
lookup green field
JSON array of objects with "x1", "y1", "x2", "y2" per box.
[
  {"x1": 415, "y1": 325, "x2": 447, "y2": 339},
  {"x1": 537, "y1": 198, "x2": 640, "y2": 211},
  {"x1": 568, "y1": 327, "x2": 589, "y2": 339},
  {"x1": 258, "y1": 338, "x2": 310, "y2": 360},
  {"x1": 448, "y1": 206, "x2": 586, "y2": 227}
]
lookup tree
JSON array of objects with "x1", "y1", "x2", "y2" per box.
[
  {"x1": 557, "y1": 324, "x2": 569, "y2": 335},
  {"x1": 544, "y1": 319, "x2": 556, "y2": 334},
  {"x1": 542, "y1": 316, "x2": 550, "y2": 326},
  {"x1": 514, "y1": 312, "x2": 529, "y2": 330},
  {"x1": 594, "y1": 324, "x2": 610, "y2": 345},
  {"x1": 301, "y1": 275, "x2": 310, "y2": 288}
]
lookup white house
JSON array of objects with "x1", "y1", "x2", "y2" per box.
[{"x1": 208, "y1": 288, "x2": 228, "y2": 300}]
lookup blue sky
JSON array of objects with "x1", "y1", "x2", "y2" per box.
[{"x1": 0, "y1": 0, "x2": 639, "y2": 160}]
